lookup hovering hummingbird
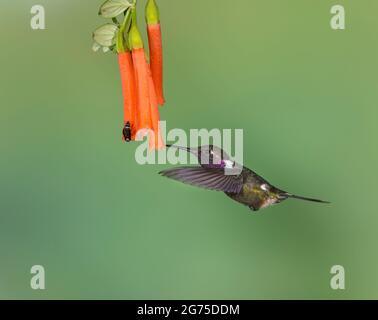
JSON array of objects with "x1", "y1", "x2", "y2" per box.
[{"x1": 159, "y1": 145, "x2": 330, "y2": 211}]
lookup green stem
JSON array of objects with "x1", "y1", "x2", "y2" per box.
[
  {"x1": 116, "y1": 8, "x2": 132, "y2": 53},
  {"x1": 128, "y1": 7, "x2": 144, "y2": 49}
]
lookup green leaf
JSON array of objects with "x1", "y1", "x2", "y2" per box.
[
  {"x1": 99, "y1": 0, "x2": 132, "y2": 18},
  {"x1": 93, "y1": 23, "x2": 119, "y2": 47}
]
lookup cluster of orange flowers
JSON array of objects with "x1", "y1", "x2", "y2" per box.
[{"x1": 93, "y1": 0, "x2": 165, "y2": 150}]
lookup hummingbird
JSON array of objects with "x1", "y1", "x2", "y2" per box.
[{"x1": 159, "y1": 145, "x2": 330, "y2": 211}]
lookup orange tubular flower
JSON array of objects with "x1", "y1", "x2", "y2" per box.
[
  {"x1": 148, "y1": 71, "x2": 165, "y2": 149},
  {"x1": 118, "y1": 51, "x2": 137, "y2": 140},
  {"x1": 129, "y1": 8, "x2": 153, "y2": 136},
  {"x1": 115, "y1": 9, "x2": 137, "y2": 142},
  {"x1": 146, "y1": 0, "x2": 165, "y2": 106}
]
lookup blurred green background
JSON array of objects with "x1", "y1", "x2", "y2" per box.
[{"x1": 0, "y1": 0, "x2": 377, "y2": 299}]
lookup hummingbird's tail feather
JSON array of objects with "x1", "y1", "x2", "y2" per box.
[{"x1": 285, "y1": 193, "x2": 330, "y2": 204}]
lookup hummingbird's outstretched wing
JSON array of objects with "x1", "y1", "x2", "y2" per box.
[{"x1": 159, "y1": 166, "x2": 243, "y2": 193}]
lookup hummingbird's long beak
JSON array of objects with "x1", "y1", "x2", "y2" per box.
[
  {"x1": 286, "y1": 193, "x2": 331, "y2": 204},
  {"x1": 166, "y1": 144, "x2": 191, "y2": 153}
]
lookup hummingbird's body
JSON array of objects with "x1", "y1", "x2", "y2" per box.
[
  {"x1": 224, "y1": 167, "x2": 285, "y2": 211},
  {"x1": 160, "y1": 145, "x2": 329, "y2": 211}
]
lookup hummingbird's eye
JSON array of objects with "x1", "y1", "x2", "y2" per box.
[{"x1": 261, "y1": 184, "x2": 269, "y2": 191}]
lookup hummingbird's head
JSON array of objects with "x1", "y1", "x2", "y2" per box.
[
  {"x1": 255, "y1": 184, "x2": 287, "y2": 210},
  {"x1": 166, "y1": 144, "x2": 239, "y2": 171},
  {"x1": 197, "y1": 145, "x2": 232, "y2": 167}
]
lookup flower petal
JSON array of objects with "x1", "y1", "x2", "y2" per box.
[
  {"x1": 93, "y1": 23, "x2": 119, "y2": 47},
  {"x1": 99, "y1": 0, "x2": 132, "y2": 18},
  {"x1": 92, "y1": 42, "x2": 101, "y2": 52}
]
